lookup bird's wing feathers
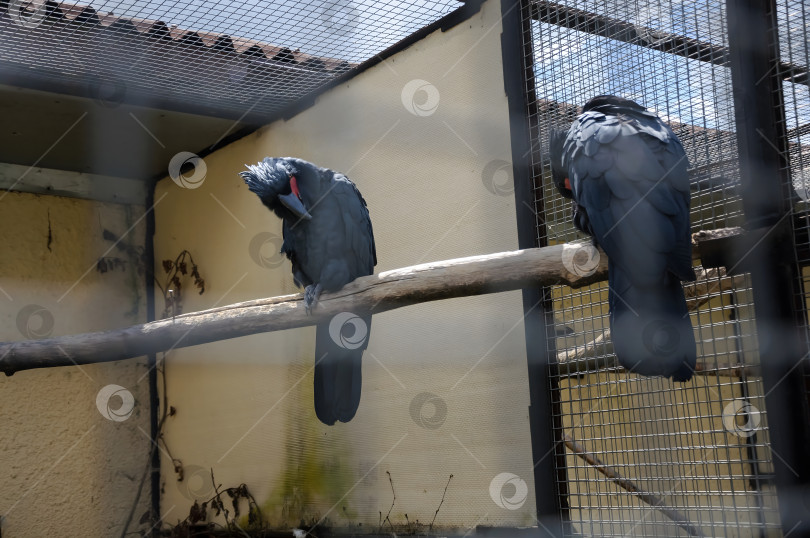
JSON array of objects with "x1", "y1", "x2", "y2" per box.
[
  {"x1": 564, "y1": 109, "x2": 694, "y2": 283},
  {"x1": 331, "y1": 174, "x2": 377, "y2": 275},
  {"x1": 281, "y1": 220, "x2": 312, "y2": 288}
]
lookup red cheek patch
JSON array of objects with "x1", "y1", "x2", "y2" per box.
[{"x1": 290, "y1": 176, "x2": 301, "y2": 199}]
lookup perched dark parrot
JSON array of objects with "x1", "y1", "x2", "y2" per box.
[
  {"x1": 549, "y1": 95, "x2": 697, "y2": 381},
  {"x1": 240, "y1": 157, "x2": 376, "y2": 424}
]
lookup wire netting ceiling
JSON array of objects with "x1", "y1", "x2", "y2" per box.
[
  {"x1": 0, "y1": 0, "x2": 461, "y2": 120},
  {"x1": 523, "y1": 0, "x2": 809, "y2": 535}
]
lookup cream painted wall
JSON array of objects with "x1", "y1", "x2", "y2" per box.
[
  {"x1": 153, "y1": 0, "x2": 537, "y2": 532},
  {"x1": 0, "y1": 191, "x2": 150, "y2": 536}
]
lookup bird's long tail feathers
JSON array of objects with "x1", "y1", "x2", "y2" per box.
[
  {"x1": 609, "y1": 263, "x2": 697, "y2": 382},
  {"x1": 313, "y1": 317, "x2": 370, "y2": 425}
]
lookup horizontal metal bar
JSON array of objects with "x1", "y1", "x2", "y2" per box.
[{"x1": 531, "y1": 0, "x2": 808, "y2": 86}]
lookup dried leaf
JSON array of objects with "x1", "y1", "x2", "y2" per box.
[
  {"x1": 248, "y1": 506, "x2": 258, "y2": 526},
  {"x1": 174, "y1": 460, "x2": 184, "y2": 481},
  {"x1": 162, "y1": 260, "x2": 173, "y2": 273},
  {"x1": 138, "y1": 509, "x2": 151, "y2": 525},
  {"x1": 189, "y1": 501, "x2": 204, "y2": 524}
]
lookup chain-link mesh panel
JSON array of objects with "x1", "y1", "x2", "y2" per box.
[
  {"x1": 776, "y1": 0, "x2": 810, "y2": 349},
  {"x1": 519, "y1": 0, "x2": 806, "y2": 534},
  {"x1": 0, "y1": 0, "x2": 461, "y2": 120}
]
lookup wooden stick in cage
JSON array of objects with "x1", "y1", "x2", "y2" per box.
[
  {"x1": 0, "y1": 228, "x2": 742, "y2": 376},
  {"x1": 562, "y1": 433, "x2": 706, "y2": 537}
]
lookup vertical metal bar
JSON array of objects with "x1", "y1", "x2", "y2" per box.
[
  {"x1": 730, "y1": 292, "x2": 768, "y2": 537},
  {"x1": 145, "y1": 178, "x2": 161, "y2": 534},
  {"x1": 500, "y1": 0, "x2": 567, "y2": 534},
  {"x1": 726, "y1": 0, "x2": 810, "y2": 533}
]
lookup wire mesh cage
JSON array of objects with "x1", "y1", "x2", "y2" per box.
[
  {"x1": 520, "y1": 0, "x2": 810, "y2": 535},
  {"x1": 3, "y1": 0, "x2": 810, "y2": 534},
  {"x1": 0, "y1": 0, "x2": 461, "y2": 121}
]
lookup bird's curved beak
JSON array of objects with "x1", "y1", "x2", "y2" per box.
[{"x1": 279, "y1": 192, "x2": 312, "y2": 220}]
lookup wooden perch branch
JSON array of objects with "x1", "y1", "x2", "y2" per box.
[
  {"x1": 0, "y1": 228, "x2": 742, "y2": 376},
  {"x1": 563, "y1": 433, "x2": 706, "y2": 537}
]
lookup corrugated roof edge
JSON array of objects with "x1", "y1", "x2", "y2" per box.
[{"x1": 0, "y1": 0, "x2": 355, "y2": 71}]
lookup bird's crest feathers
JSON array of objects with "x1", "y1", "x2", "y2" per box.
[{"x1": 239, "y1": 158, "x2": 296, "y2": 201}]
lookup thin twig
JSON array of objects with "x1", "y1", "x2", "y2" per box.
[
  {"x1": 381, "y1": 471, "x2": 396, "y2": 533},
  {"x1": 429, "y1": 474, "x2": 453, "y2": 533},
  {"x1": 210, "y1": 468, "x2": 232, "y2": 528}
]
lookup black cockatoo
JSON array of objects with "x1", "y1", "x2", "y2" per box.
[
  {"x1": 549, "y1": 95, "x2": 696, "y2": 381},
  {"x1": 240, "y1": 157, "x2": 376, "y2": 424}
]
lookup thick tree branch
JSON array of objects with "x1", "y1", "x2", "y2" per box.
[{"x1": 0, "y1": 228, "x2": 742, "y2": 376}]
